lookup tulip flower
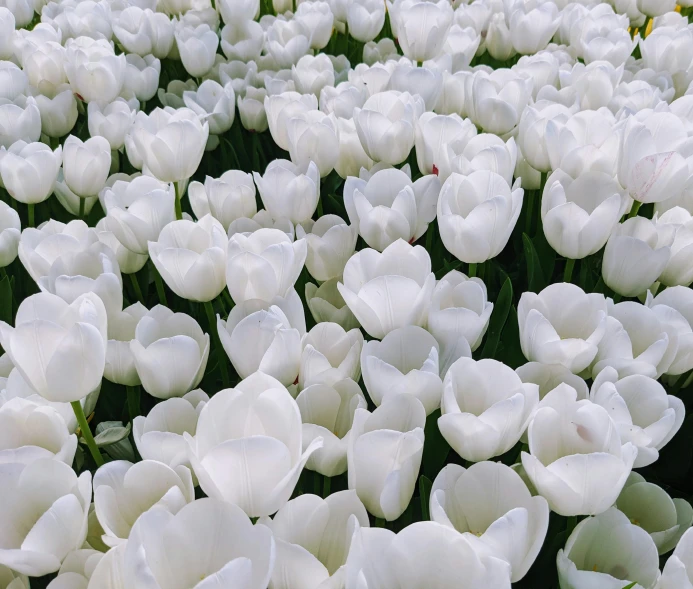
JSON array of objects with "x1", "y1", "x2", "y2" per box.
[
  {"x1": 86, "y1": 541, "x2": 125, "y2": 589},
  {"x1": 130, "y1": 305, "x2": 210, "y2": 400},
  {"x1": 226, "y1": 228, "x2": 307, "y2": 304},
  {"x1": 348, "y1": 394, "x2": 425, "y2": 520},
  {"x1": 254, "y1": 159, "x2": 321, "y2": 224},
  {"x1": 157, "y1": 80, "x2": 197, "y2": 110},
  {"x1": 0, "y1": 95, "x2": 41, "y2": 149},
  {"x1": 0, "y1": 201, "x2": 19, "y2": 267},
  {"x1": 133, "y1": 389, "x2": 209, "y2": 479},
  {"x1": 658, "y1": 527, "x2": 693, "y2": 589},
  {"x1": 286, "y1": 111, "x2": 339, "y2": 178},
  {"x1": 450, "y1": 134, "x2": 518, "y2": 186},
  {"x1": 104, "y1": 302, "x2": 147, "y2": 387},
  {"x1": 112, "y1": 7, "x2": 175, "y2": 58},
  {"x1": 175, "y1": 23, "x2": 218, "y2": 78},
  {"x1": 396, "y1": 0, "x2": 454, "y2": 63},
  {"x1": 617, "y1": 472, "x2": 693, "y2": 555},
  {"x1": 655, "y1": 207, "x2": 693, "y2": 287},
  {"x1": 0, "y1": 62, "x2": 26, "y2": 102},
  {"x1": 414, "y1": 112, "x2": 476, "y2": 179},
  {"x1": 516, "y1": 362, "x2": 589, "y2": 403},
  {"x1": 305, "y1": 279, "x2": 360, "y2": 331},
  {"x1": 0, "y1": 292, "x2": 107, "y2": 403},
  {"x1": 188, "y1": 170, "x2": 256, "y2": 231},
  {"x1": 238, "y1": 86, "x2": 269, "y2": 133},
  {"x1": 94, "y1": 459, "x2": 194, "y2": 547},
  {"x1": 100, "y1": 175, "x2": 176, "y2": 256},
  {"x1": 345, "y1": 519, "x2": 512, "y2": 588},
  {"x1": 22, "y1": 41, "x2": 66, "y2": 97},
  {"x1": 344, "y1": 166, "x2": 440, "y2": 251},
  {"x1": 557, "y1": 508, "x2": 660, "y2": 589},
  {"x1": 221, "y1": 20, "x2": 264, "y2": 62},
  {"x1": 292, "y1": 53, "x2": 335, "y2": 97},
  {"x1": 438, "y1": 171, "x2": 524, "y2": 264},
  {"x1": 518, "y1": 283, "x2": 608, "y2": 374},
  {"x1": 45, "y1": 549, "x2": 103, "y2": 589},
  {"x1": 0, "y1": 397, "x2": 77, "y2": 466},
  {"x1": 521, "y1": 384, "x2": 637, "y2": 516},
  {"x1": 361, "y1": 326, "x2": 443, "y2": 415},
  {"x1": 183, "y1": 80, "x2": 236, "y2": 136},
  {"x1": 593, "y1": 301, "x2": 676, "y2": 379},
  {"x1": 0, "y1": 9, "x2": 14, "y2": 60},
  {"x1": 30, "y1": 85, "x2": 79, "y2": 139},
  {"x1": 218, "y1": 300, "x2": 302, "y2": 386},
  {"x1": 430, "y1": 461, "x2": 549, "y2": 582},
  {"x1": 299, "y1": 322, "x2": 362, "y2": 389},
  {"x1": 485, "y1": 13, "x2": 515, "y2": 62},
  {"x1": 228, "y1": 210, "x2": 296, "y2": 241},
  {"x1": 353, "y1": 90, "x2": 424, "y2": 165},
  {"x1": 87, "y1": 99, "x2": 136, "y2": 151},
  {"x1": 338, "y1": 239, "x2": 435, "y2": 339},
  {"x1": 647, "y1": 286, "x2": 693, "y2": 375},
  {"x1": 509, "y1": 2, "x2": 560, "y2": 55},
  {"x1": 390, "y1": 63, "x2": 444, "y2": 112},
  {"x1": 637, "y1": 0, "x2": 676, "y2": 17},
  {"x1": 186, "y1": 372, "x2": 322, "y2": 517},
  {"x1": 320, "y1": 81, "x2": 367, "y2": 119},
  {"x1": 347, "y1": 0, "x2": 385, "y2": 43},
  {"x1": 296, "y1": 215, "x2": 358, "y2": 282},
  {"x1": 62, "y1": 135, "x2": 112, "y2": 200},
  {"x1": 63, "y1": 37, "x2": 126, "y2": 104},
  {"x1": 124, "y1": 499, "x2": 275, "y2": 589},
  {"x1": 518, "y1": 101, "x2": 575, "y2": 173},
  {"x1": 590, "y1": 367, "x2": 684, "y2": 467},
  {"x1": 265, "y1": 92, "x2": 318, "y2": 152}
]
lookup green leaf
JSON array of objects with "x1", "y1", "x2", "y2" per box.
[
  {"x1": 0, "y1": 275, "x2": 12, "y2": 324},
  {"x1": 523, "y1": 233, "x2": 546, "y2": 292},
  {"x1": 421, "y1": 410, "x2": 450, "y2": 479},
  {"x1": 90, "y1": 421, "x2": 132, "y2": 447},
  {"x1": 621, "y1": 583, "x2": 637, "y2": 589},
  {"x1": 480, "y1": 277, "x2": 513, "y2": 359},
  {"x1": 418, "y1": 475, "x2": 432, "y2": 521}
]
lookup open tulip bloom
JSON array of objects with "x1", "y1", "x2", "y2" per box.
[{"x1": 3, "y1": 0, "x2": 693, "y2": 586}]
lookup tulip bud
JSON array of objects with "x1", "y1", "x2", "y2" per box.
[
  {"x1": 414, "y1": 112, "x2": 477, "y2": 179},
  {"x1": 113, "y1": 7, "x2": 175, "y2": 58},
  {"x1": 104, "y1": 302, "x2": 147, "y2": 386},
  {"x1": 87, "y1": 99, "x2": 136, "y2": 151},
  {"x1": 286, "y1": 111, "x2": 340, "y2": 178},
  {"x1": 30, "y1": 85, "x2": 78, "y2": 139},
  {"x1": 0, "y1": 141, "x2": 62, "y2": 204},
  {"x1": 486, "y1": 13, "x2": 515, "y2": 61},
  {"x1": 296, "y1": 215, "x2": 357, "y2": 282},
  {"x1": 175, "y1": 24, "x2": 219, "y2": 78},
  {"x1": 183, "y1": 80, "x2": 236, "y2": 136},
  {"x1": 122, "y1": 54, "x2": 161, "y2": 103},
  {"x1": 0, "y1": 95, "x2": 41, "y2": 149},
  {"x1": 64, "y1": 37, "x2": 126, "y2": 104},
  {"x1": 0, "y1": 200, "x2": 19, "y2": 268},
  {"x1": 305, "y1": 279, "x2": 360, "y2": 331},
  {"x1": 221, "y1": 20, "x2": 264, "y2": 62},
  {"x1": 347, "y1": 0, "x2": 386, "y2": 43},
  {"x1": 62, "y1": 135, "x2": 112, "y2": 199}
]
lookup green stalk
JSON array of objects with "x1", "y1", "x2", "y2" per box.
[
  {"x1": 27, "y1": 203, "x2": 35, "y2": 227},
  {"x1": 322, "y1": 476, "x2": 331, "y2": 498},
  {"x1": 563, "y1": 258, "x2": 575, "y2": 283},
  {"x1": 78, "y1": 197, "x2": 86, "y2": 220},
  {"x1": 71, "y1": 401, "x2": 104, "y2": 467},
  {"x1": 126, "y1": 385, "x2": 141, "y2": 422},
  {"x1": 468, "y1": 263, "x2": 477, "y2": 278},
  {"x1": 204, "y1": 300, "x2": 230, "y2": 388},
  {"x1": 152, "y1": 263, "x2": 168, "y2": 306},
  {"x1": 174, "y1": 182, "x2": 183, "y2": 220},
  {"x1": 129, "y1": 273, "x2": 144, "y2": 304},
  {"x1": 627, "y1": 200, "x2": 642, "y2": 219}
]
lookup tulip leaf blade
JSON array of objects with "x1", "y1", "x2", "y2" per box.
[
  {"x1": 480, "y1": 277, "x2": 512, "y2": 360},
  {"x1": 0, "y1": 274, "x2": 12, "y2": 325},
  {"x1": 522, "y1": 233, "x2": 546, "y2": 293},
  {"x1": 418, "y1": 475, "x2": 432, "y2": 521},
  {"x1": 621, "y1": 583, "x2": 637, "y2": 589},
  {"x1": 421, "y1": 409, "x2": 450, "y2": 480},
  {"x1": 90, "y1": 421, "x2": 132, "y2": 447}
]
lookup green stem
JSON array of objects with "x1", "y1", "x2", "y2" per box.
[
  {"x1": 27, "y1": 203, "x2": 34, "y2": 227},
  {"x1": 468, "y1": 263, "x2": 477, "y2": 278},
  {"x1": 78, "y1": 197, "x2": 85, "y2": 220},
  {"x1": 126, "y1": 385, "x2": 140, "y2": 422},
  {"x1": 627, "y1": 200, "x2": 642, "y2": 219},
  {"x1": 563, "y1": 258, "x2": 575, "y2": 283},
  {"x1": 204, "y1": 299, "x2": 230, "y2": 388},
  {"x1": 425, "y1": 222, "x2": 434, "y2": 252},
  {"x1": 174, "y1": 181, "x2": 183, "y2": 221},
  {"x1": 322, "y1": 475, "x2": 331, "y2": 498},
  {"x1": 152, "y1": 263, "x2": 168, "y2": 306},
  {"x1": 375, "y1": 517, "x2": 386, "y2": 528},
  {"x1": 524, "y1": 190, "x2": 535, "y2": 236},
  {"x1": 129, "y1": 273, "x2": 144, "y2": 304},
  {"x1": 642, "y1": 15, "x2": 652, "y2": 36},
  {"x1": 71, "y1": 400, "x2": 104, "y2": 466}
]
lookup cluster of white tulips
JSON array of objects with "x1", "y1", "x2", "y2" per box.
[{"x1": 3, "y1": 0, "x2": 693, "y2": 588}]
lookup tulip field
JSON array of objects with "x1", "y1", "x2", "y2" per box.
[{"x1": 3, "y1": 0, "x2": 693, "y2": 587}]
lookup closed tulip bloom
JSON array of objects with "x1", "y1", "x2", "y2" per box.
[
  {"x1": 87, "y1": 99, "x2": 136, "y2": 151},
  {"x1": 130, "y1": 305, "x2": 210, "y2": 400},
  {"x1": 63, "y1": 37, "x2": 126, "y2": 104},
  {"x1": 397, "y1": 0, "x2": 453, "y2": 62},
  {"x1": 51, "y1": 169, "x2": 98, "y2": 217},
  {"x1": 509, "y1": 2, "x2": 560, "y2": 55},
  {"x1": 218, "y1": 301, "x2": 302, "y2": 386},
  {"x1": 254, "y1": 159, "x2": 320, "y2": 225},
  {"x1": 647, "y1": 286, "x2": 693, "y2": 375},
  {"x1": 338, "y1": 239, "x2": 435, "y2": 339},
  {"x1": 353, "y1": 90, "x2": 424, "y2": 165},
  {"x1": 320, "y1": 82, "x2": 367, "y2": 119},
  {"x1": 112, "y1": 7, "x2": 174, "y2": 58},
  {"x1": 590, "y1": 367, "x2": 684, "y2": 467},
  {"x1": 344, "y1": 167, "x2": 439, "y2": 251},
  {"x1": 299, "y1": 322, "x2": 362, "y2": 389},
  {"x1": 31, "y1": 85, "x2": 79, "y2": 139},
  {"x1": 637, "y1": 0, "x2": 676, "y2": 16},
  {"x1": 189, "y1": 170, "x2": 256, "y2": 231},
  {"x1": 286, "y1": 111, "x2": 339, "y2": 178},
  {"x1": 94, "y1": 219, "x2": 148, "y2": 275},
  {"x1": 347, "y1": 394, "x2": 425, "y2": 520},
  {"x1": 226, "y1": 228, "x2": 307, "y2": 304},
  {"x1": 557, "y1": 508, "x2": 660, "y2": 589},
  {"x1": 414, "y1": 112, "x2": 477, "y2": 179},
  {"x1": 518, "y1": 101, "x2": 574, "y2": 173},
  {"x1": 131, "y1": 107, "x2": 209, "y2": 183},
  {"x1": 438, "y1": 171, "x2": 523, "y2": 264},
  {"x1": 0, "y1": 398, "x2": 77, "y2": 466},
  {"x1": 334, "y1": 117, "x2": 374, "y2": 180},
  {"x1": 94, "y1": 459, "x2": 194, "y2": 548},
  {"x1": 124, "y1": 499, "x2": 275, "y2": 589},
  {"x1": 292, "y1": 54, "x2": 335, "y2": 97},
  {"x1": 451, "y1": 134, "x2": 518, "y2": 186},
  {"x1": 228, "y1": 210, "x2": 295, "y2": 241},
  {"x1": 148, "y1": 215, "x2": 227, "y2": 303},
  {"x1": 186, "y1": 372, "x2": 322, "y2": 517},
  {"x1": 0, "y1": 201, "x2": 19, "y2": 268},
  {"x1": 518, "y1": 283, "x2": 607, "y2": 374},
  {"x1": 221, "y1": 20, "x2": 264, "y2": 62},
  {"x1": 22, "y1": 41, "x2": 67, "y2": 96},
  {"x1": 104, "y1": 302, "x2": 147, "y2": 386},
  {"x1": 260, "y1": 491, "x2": 369, "y2": 589},
  {"x1": 0, "y1": 141, "x2": 62, "y2": 205},
  {"x1": 658, "y1": 527, "x2": 693, "y2": 589},
  {"x1": 429, "y1": 270, "x2": 493, "y2": 354},
  {"x1": 296, "y1": 379, "x2": 367, "y2": 477},
  {"x1": 655, "y1": 207, "x2": 693, "y2": 287},
  {"x1": 183, "y1": 80, "x2": 235, "y2": 136},
  {"x1": 516, "y1": 362, "x2": 590, "y2": 405},
  {"x1": 100, "y1": 175, "x2": 176, "y2": 255},
  {"x1": 238, "y1": 86, "x2": 269, "y2": 133},
  {"x1": 37, "y1": 240, "x2": 123, "y2": 318},
  {"x1": 122, "y1": 56, "x2": 161, "y2": 106},
  {"x1": 541, "y1": 169, "x2": 625, "y2": 260},
  {"x1": 297, "y1": 216, "x2": 357, "y2": 282},
  {"x1": 439, "y1": 357, "x2": 539, "y2": 462},
  {"x1": 0, "y1": 459, "x2": 91, "y2": 576},
  {"x1": 0, "y1": 9, "x2": 14, "y2": 60},
  {"x1": 133, "y1": 389, "x2": 209, "y2": 477},
  {"x1": 347, "y1": 0, "x2": 385, "y2": 43},
  {"x1": 175, "y1": 24, "x2": 218, "y2": 78},
  {"x1": 345, "y1": 518, "x2": 512, "y2": 588},
  {"x1": 0, "y1": 62, "x2": 26, "y2": 102},
  {"x1": 0, "y1": 292, "x2": 107, "y2": 403},
  {"x1": 305, "y1": 279, "x2": 360, "y2": 331},
  {"x1": 430, "y1": 462, "x2": 549, "y2": 582},
  {"x1": 266, "y1": 19, "x2": 311, "y2": 68},
  {"x1": 485, "y1": 13, "x2": 515, "y2": 62},
  {"x1": 62, "y1": 135, "x2": 112, "y2": 199},
  {"x1": 602, "y1": 217, "x2": 673, "y2": 298},
  {"x1": 265, "y1": 92, "x2": 318, "y2": 152},
  {"x1": 521, "y1": 384, "x2": 637, "y2": 516},
  {"x1": 0, "y1": 95, "x2": 41, "y2": 149},
  {"x1": 617, "y1": 472, "x2": 693, "y2": 555}
]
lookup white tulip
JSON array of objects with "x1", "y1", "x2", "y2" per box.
[
  {"x1": 157, "y1": 79, "x2": 197, "y2": 110},
  {"x1": 188, "y1": 170, "x2": 256, "y2": 231},
  {"x1": 186, "y1": 372, "x2": 323, "y2": 517},
  {"x1": 104, "y1": 302, "x2": 147, "y2": 386},
  {"x1": 430, "y1": 461, "x2": 549, "y2": 582},
  {"x1": 557, "y1": 508, "x2": 660, "y2": 589},
  {"x1": 320, "y1": 81, "x2": 367, "y2": 119},
  {"x1": 113, "y1": 7, "x2": 174, "y2": 58},
  {"x1": 516, "y1": 362, "x2": 590, "y2": 404},
  {"x1": 22, "y1": 41, "x2": 67, "y2": 96},
  {"x1": 238, "y1": 86, "x2": 269, "y2": 133},
  {"x1": 647, "y1": 286, "x2": 693, "y2": 375},
  {"x1": 63, "y1": 37, "x2": 126, "y2": 104},
  {"x1": 466, "y1": 70, "x2": 533, "y2": 135},
  {"x1": 397, "y1": 0, "x2": 453, "y2": 62},
  {"x1": 299, "y1": 322, "x2": 362, "y2": 389},
  {"x1": 130, "y1": 305, "x2": 210, "y2": 400},
  {"x1": 0, "y1": 8, "x2": 14, "y2": 61},
  {"x1": 254, "y1": 159, "x2": 320, "y2": 224},
  {"x1": 0, "y1": 95, "x2": 41, "y2": 149},
  {"x1": 296, "y1": 215, "x2": 357, "y2": 282},
  {"x1": 414, "y1": 112, "x2": 477, "y2": 179},
  {"x1": 30, "y1": 85, "x2": 78, "y2": 139},
  {"x1": 221, "y1": 20, "x2": 264, "y2": 62},
  {"x1": 286, "y1": 111, "x2": 340, "y2": 178},
  {"x1": 87, "y1": 99, "x2": 136, "y2": 152},
  {"x1": 183, "y1": 79, "x2": 236, "y2": 136},
  {"x1": 0, "y1": 141, "x2": 61, "y2": 205},
  {"x1": 450, "y1": 134, "x2": 517, "y2": 186},
  {"x1": 265, "y1": 91, "x2": 318, "y2": 152},
  {"x1": 62, "y1": 135, "x2": 112, "y2": 199},
  {"x1": 266, "y1": 19, "x2": 311, "y2": 68},
  {"x1": 518, "y1": 101, "x2": 575, "y2": 173},
  {"x1": 305, "y1": 279, "x2": 360, "y2": 331},
  {"x1": 347, "y1": 394, "x2": 425, "y2": 520},
  {"x1": 228, "y1": 210, "x2": 295, "y2": 241},
  {"x1": 655, "y1": 207, "x2": 693, "y2": 287},
  {"x1": 94, "y1": 459, "x2": 194, "y2": 547},
  {"x1": 292, "y1": 54, "x2": 335, "y2": 97},
  {"x1": 338, "y1": 239, "x2": 435, "y2": 339},
  {"x1": 637, "y1": 0, "x2": 676, "y2": 16},
  {"x1": 0, "y1": 459, "x2": 91, "y2": 576},
  {"x1": 0, "y1": 201, "x2": 19, "y2": 267},
  {"x1": 175, "y1": 23, "x2": 218, "y2": 78},
  {"x1": 438, "y1": 171, "x2": 523, "y2": 264},
  {"x1": 509, "y1": 2, "x2": 560, "y2": 55},
  {"x1": 658, "y1": 527, "x2": 693, "y2": 589},
  {"x1": 347, "y1": 0, "x2": 385, "y2": 43},
  {"x1": 46, "y1": 549, "x2": 103, "y2": 589},
  {"x1": 521, "y1": 384, "x2": 637, "y2": 516},
  {"x1": 0, "y1": 292, "x2": 107, "y2": 403}
]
